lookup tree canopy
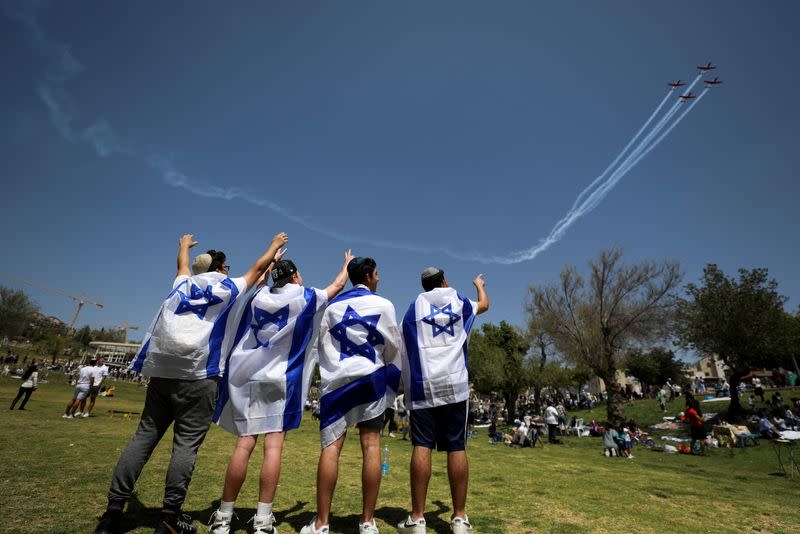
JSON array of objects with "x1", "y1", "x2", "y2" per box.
[
  {"x1": 0, "y1": 285, "x2": 39, "y2": 339},
  {"x1": 528, "y1": 249, "x2": 682, "y2": 426},
  {"x1": 675, "y1": 264, "x2": 790, "y2": 415}
]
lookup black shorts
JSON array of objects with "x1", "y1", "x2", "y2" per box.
[
  {"x1": 410, "y1": 400, "x2": 468, "y2": 452},
  {"x1": 89, "y1": 386, "x2": 101, "y2": 399},
  {"x1": 690, "y1": 425, "x2": 706, "y2": 440},
  {"x1": 357, "y1": 413, "x2": 384, "y2": 431}
]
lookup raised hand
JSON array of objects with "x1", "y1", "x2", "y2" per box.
[{"x1": 179, "y1": 234, "x2": 199, "y2": 249}]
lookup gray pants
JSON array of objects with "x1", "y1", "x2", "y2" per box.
[{"x1": 106, "y1": 376, "x2": 218, "y2": 513}]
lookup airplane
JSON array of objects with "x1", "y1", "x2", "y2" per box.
[
  {"x1": 697, "y1": 62, "x2": 716, "y2": 73},
  {"x1": 667, "y1": 80, "x2": 686, "y2": 89},
  {"x1": 704, "y1": 77, "x2": 723, "y2": 86},
  {"x1": 680, "y1": 92, "x2": 697, "y2": 101}
]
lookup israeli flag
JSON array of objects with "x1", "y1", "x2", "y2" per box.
[
  {"x1": 317, "y1": 286, "x2": 402, "y2": 447},
  {"x1": 402, "y1": 287, "x2": 477, "y2": 410},
  {"x1": 132, "y1": 273, "x2": 247, "y2": 380},
  {"x1": 214, "y1": 284, "x2": 327, "y2": 436}
]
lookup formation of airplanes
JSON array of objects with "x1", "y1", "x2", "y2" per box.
[{"x1": 667, "y1": 63, "x2": 722, "y2": 102}]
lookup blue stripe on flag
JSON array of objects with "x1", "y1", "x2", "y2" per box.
[
  {"x1": 386, "y1": 363, "x2": 401, "y2": 392},
  {"x1": 213, "y1": 295, "x2": 254, "y2": 423},
  {"x1": 459, "y1": 296, "x2": 475, "y2": 368},
  {"x1": 320, "y1": 367, "x2": 386, "y2": 430},
  {"x1": 282, "y1": 288, "x2": 318, "y2": 430},
  {"x1": 329, "y1": 286, "x2": 373, "y2": 305},
  {"x1": 206, "y1": 278, "x2": 240, "y2": 377},
  {"x1": 131, "y1": 337, "x2": 151, "y2": 372},
  {"x1": 401, "y1": 301, "x2": 425, "y2": 404}
]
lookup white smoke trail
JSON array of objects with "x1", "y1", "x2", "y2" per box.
[{"x1": 6, "y1": 3, "x2": 712, "y2": 265}]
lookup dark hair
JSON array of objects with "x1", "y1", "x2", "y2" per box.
[
  {"x1": 347, "y1": 257, "x2": 377, "y2": 286},
  {"x1": 20, "y1": 363, "x2": 37, "y2": 382},
  {"x1": 421, "y1": 270, "x2": 445, "y2": 292},
  {"x1": 207, "y1": 250, "x2": 227, "y2": 272}
]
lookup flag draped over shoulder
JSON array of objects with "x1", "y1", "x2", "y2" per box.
[
  {"x1": 317, "y1": 286, "x2": 402, "y2": 447},
  {"x1": 132, "y1": 272, "x2": 247, "y2": 380},
  {"x1": 214, "y1": 284, "x2": 327, "y2": 436},
  {"x1": 402, "y1": 287, "x2": 477, "y2": 410}
]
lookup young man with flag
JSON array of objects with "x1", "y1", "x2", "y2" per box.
[
  {"x1": 397, "y1": 267, "x2": 488, "y2": 534},
  {"x1": 208, "y1": 250, "x2": 354, "y2": 534},
  {"x1": 300, "y1": 257, "x2": 402, "y2": 534},
  {"x1": 93, "y1": 232, "x2": 288, "y2": 534}
]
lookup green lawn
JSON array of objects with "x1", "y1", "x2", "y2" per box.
[{"x1": 1, "y1": 376, "x2": 799, "y2": 534}]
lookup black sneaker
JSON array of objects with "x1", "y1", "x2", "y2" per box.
[
  {"x1": 154, "y1": 513, "x2": 198, "y2": 534},
  {"x1": 93, "y1": 510, "x2": 122, "y2": 534}
]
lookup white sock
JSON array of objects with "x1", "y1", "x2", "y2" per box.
[
  {"x1": 219, "y1": 500, "x2": 235, "y2": 514},
  {"x1": 256, "y1": 502, "x2": 272, "y2": 517}
]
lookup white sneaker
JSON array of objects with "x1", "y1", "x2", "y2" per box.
[
  {"x1": 251, "y1": 513, "x2": 277, "y2": 534},
  {"x1": 208, "y1": 509, "x2": 233, "y2": 534},
  {"x1": 359, "y1": 519, "x2": 379, "y2": 534},
  {"x1": 397, "y1": 515, "x2": 426, "y2": 534},
  {"x1": 388, "y1": 433, "x2": 396, "y2": 438},
  {"x1": 450, "y1": 516, "x2": 473, "y2": 534},
  {"x1": 83, "y1": 412, "x2": 90, "y2": 418},
  {"x1": 62, "y1": 414, "x2": 72, "y2": 419},
  {"x1": 299, "y1": 517, "x2": 329, "y2": 534},
  {"x1": 74, "y1": 412, "x2": 82, "y2": 417}
]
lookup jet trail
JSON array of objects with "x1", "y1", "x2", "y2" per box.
[{"x1": 569, "y1": 74, "x2": 701, "y2": 213}]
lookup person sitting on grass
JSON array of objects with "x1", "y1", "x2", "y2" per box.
[{"x1": 758, "y1": 410, "x2": 780, "y2": 439}]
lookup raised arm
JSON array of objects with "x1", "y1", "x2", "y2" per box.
[
  {"x1": 473, "y1": 273, "x2": 489, "y2": 314},
  {"x1": 241, "y1": 232, "x2": 289, "y2": 289},
  {"x1": 176, "y1": 234, "x2": 199, "y2": 278},
  {"x1": 324, "y1": 249, "x2": 355, "y2": 300}
]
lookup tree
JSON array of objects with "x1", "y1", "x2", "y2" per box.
[
  {"x1": 526, "y1": 316, "x2": 555, "y2": 411},
  {"x1": 624, "y1": 347, "x2": 686, "y2": 391},
  {"x1": 528, "y1": 249, "x2": 681, "y2": 426},
  {"x1": 0, "y1": 286, "x2": 39, "y2": 339},
  {"x1": 675, "y1": 265, "x2": 789, "y2": 417},
  {"x1": 468, "y1": 321, "x2": 530, "y2": 419}
]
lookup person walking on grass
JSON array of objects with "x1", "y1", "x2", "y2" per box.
[
  {"x1": 63, "y1": 360, "x2": 94, "y2": 418},
  {"x1": 84, "y1": 356, "x2": 110, "y2": 417},
  {"x1": 10, "y1": 363, "x2": 38, "y2": 410},
  {"x1": 397, "y1": 268, "x2": 488, "y2": 534},
  {"x1": 92, "y1": 232, "x2": 288, "y2": 534},
  {"x1": 208, "y1": 250, "x2": 353, "y2": 534},
  {"x1": 300, "y1": 257, "x2": 402, "y2": 534}
]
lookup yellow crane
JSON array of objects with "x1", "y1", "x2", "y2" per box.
[{"x1": 0, "y1": 272, "x2": 105, "y2": 330}]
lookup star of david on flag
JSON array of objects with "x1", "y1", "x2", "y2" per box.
[
  {"x1": 174, "y1": 284, "x2": 223, "y2": 319},
  {"x1": 421, "y1": 302, "x2": 461, "y2": 337},
  {"x1": 330, "y1": 305, "x2": 384, "y2": 362},
  {"x1": 250, "y1": 304, "x2": 290, "y2": 348}
]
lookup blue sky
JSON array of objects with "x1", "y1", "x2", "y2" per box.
[{"x1": 1, "y1": 1, "x2": 798, "y2": 350}]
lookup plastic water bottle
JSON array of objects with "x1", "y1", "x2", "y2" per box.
[{"x1": 381, "y1": 444, "x2": 390, "y2": 476}]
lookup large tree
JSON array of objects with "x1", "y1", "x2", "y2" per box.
[
  {"x1": 0, "y1": 286, "x2": 39, "y2": 339},
  {"x1": 468, "y1": 321, "x2": 530, "y2": 419},
  {"x1": 675, "y1": 265, "x2": 789, "y2": 417},
  {"x1": 528, "y1": 249, "x2": 681, "y2": 426}
]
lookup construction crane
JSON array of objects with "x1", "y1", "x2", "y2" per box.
[
  {"x1": 96, "y1": 321, "x2": 140, "y2": 342},
  {"x1": 0, "y1": 272, "x2": 105, "y2": 330}
]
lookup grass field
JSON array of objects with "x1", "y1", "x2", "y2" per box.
[{"x1": 1, "y1": 376, "x2": 799, "y2": 534}]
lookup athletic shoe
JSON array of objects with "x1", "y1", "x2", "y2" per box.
[
  {"x1": 154, "y1": 513, "x2": 198, "y2": 534},
  {"x1": 62, "y1": 414, "x2": 73, "y2": 419},
  {"x1": 359, "y1": 519, "x2": 379, "y2": 534},
  {"x1": 450, "y1": 516, "x2": 473, "y2": 534},
  {"x1": 93, "y1": 510, "x2": 122, "y2": 534},
  {"x1": 388, "y1": 432, "x2": 396, "y2": 438},
  {"x1": 74, "y1": 412, "x2": 82, "y2": 417},
  {"x1": 299, "y1": 517, "x2": 329, "y2": 534},
  {"x1": 250, "y1": 513, "x2": 277, "y2": 534},
  {"x1": 83, "y1": 412, "x2": 91, "y2": 418},
  {"x1": 208, "y1": 510, "x2": 233, "y2": 534},
  {"x1": 397, "y1": 515, "x2": 426, "y2": 534}
]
